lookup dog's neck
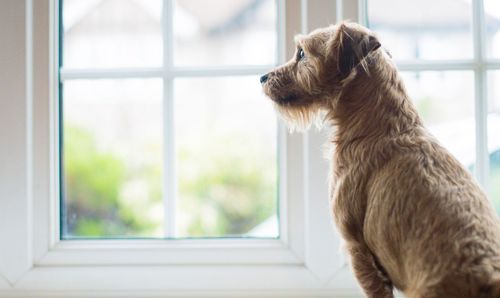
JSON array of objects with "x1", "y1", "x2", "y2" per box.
[{"x1": 327, "y1": 51, "x2": 423, "y2": 166}]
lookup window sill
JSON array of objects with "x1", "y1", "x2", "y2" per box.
[
  {"x1": 1, "y1": 265, "x2": 363, "y2": 297},
  {"x1": 37, "y1": 239, "x2": 301, "y2": 266}
]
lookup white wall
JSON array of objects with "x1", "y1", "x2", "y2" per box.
[{"x1": 0, "y1": 0, "x2": 33, "y2": 284}]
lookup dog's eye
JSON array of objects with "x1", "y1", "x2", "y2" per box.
[{"x1": 297, "y1": 48, "x2": 305, "y2": 60}]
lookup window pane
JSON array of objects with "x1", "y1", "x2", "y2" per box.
[
  {"x1": 174, "y1": 0, "x2": 277, "y2": 66},
  {"x1": 174, "y1": 76, "x2": 278, "y2": 238},
  {"x1": 488, "y1": 71, "x2": 500, "y2": 214},
  {"x1": 485, "y1": 0, "x2": 500, "y2": 58},
  {"x1": 62, "y1": 79, "x2": 164, "y2": 238},
  {"x1": 62, "y1": 0, "x2": 162, "y2": 68},
  {"x1": 368, "y1": 0, "x2": 473, "y2": 60},
  {"x1": 401, "y1": 71, "x2": 475, "y2": 168}
]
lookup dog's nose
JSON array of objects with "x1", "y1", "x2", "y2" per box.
[{"x1": 260, "y1": 74, "x2": 269, "y2": 84}]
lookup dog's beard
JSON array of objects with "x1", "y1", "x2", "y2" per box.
[{"x1": 274, "y1": 103, "x2": 325, "y2": 132}]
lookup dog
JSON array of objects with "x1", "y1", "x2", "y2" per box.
[{"x1": 261, "y1": 22, "x2": 500, "y2": 298}]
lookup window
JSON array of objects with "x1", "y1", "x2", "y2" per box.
[
  {"x1": 2, "y1": 0, "x2": 497, "y2": 295},
  {"x1": 59, "y1": 0, "x2": 280, "y2": 239},
  {"x1": 365, "y1": 0, "x2": 500, "y2": 213}
]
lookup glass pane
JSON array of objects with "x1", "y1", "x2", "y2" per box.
[
  {"x1": 485, "y1": 0, "x2": 500, "y2": 58},
  {"x1": 62, "y1": 0, "x2": 162, "y2": 68},
  {"x1": 488, "y1": 71, "x2": 500, "y2": 214},
  {"x1": 62, "y1": 79, "x2": 164, "y2": 238},
  {"x1": 174, "y1": 76, "x2": 278, "y2": 238},
  {"x1": 368, "y1": 0, "x2": 473, "y2": 60},
  {"x1": 401, "y1": 71, "x2": 475, "y2": 168},
  {"x1": 174, "y1": 0, "x2": 277, "y2": 66}
]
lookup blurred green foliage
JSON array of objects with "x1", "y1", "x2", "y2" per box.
[
  {"x1": 63, "y1": 125, "x2": 277, "y2": 238},
  {"x1": 177, "y1": 135, "x2": 277, "y2": 237},
  {"x1": 63, "y1": 125, "x2": 161, "y2": 237}
]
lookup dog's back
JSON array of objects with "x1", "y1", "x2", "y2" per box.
[
  {"x1": 331, "y1": 40, "x2": 500, "y2": 297},
  {"x1": 360, "y1": 117, "x2": 500, "y2": 298}
]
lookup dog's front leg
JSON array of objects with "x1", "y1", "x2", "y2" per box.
[
  {"x1": 347, "y1": 242, "x2": 394, "y2": 298},
  {"x1": 332, "y1": 175, "x2": 394, "y2": 297}
]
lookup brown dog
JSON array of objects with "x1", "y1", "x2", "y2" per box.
[{"x1": 261, "y1": 22, "x2": 500, "y2": 298}]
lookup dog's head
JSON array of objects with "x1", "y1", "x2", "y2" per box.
[{"x1": 261, "y1": 22, "x2": 381, "y2": 129}]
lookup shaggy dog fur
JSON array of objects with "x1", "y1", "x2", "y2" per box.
[{"x1": 261, "y1": 22, "x2": 500, "y2": 298}]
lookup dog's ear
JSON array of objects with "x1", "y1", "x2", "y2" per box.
[{"x1": 336, "y1": 23, "x2": 381, "y2": 78}]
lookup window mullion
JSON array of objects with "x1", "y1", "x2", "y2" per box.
[
  {"x1": 358, "y1": 0, "x2": 368, "y2": 26},
  {"x1": 163, "y1": 0, "x2": 176, "y2": 238},
  {"x1": 472, "y1": 0, "x2": 489, "y2": 191},
  {"x1": 59, "y1": 66, "x2": 278, "y2": 81},
  {"x1": 395, "y1": 60, "x2": 476, "y2": 71},
  {"x1": 485, "y1": 60, "x2": 500, "y2": 69},
  {"x1": 277, "y1": 0, "x2": 286, "y2": 65},
  {"x1": 172, "y1": 66, "x2": 276, "y2": 77},
  {"x1": 59, "y1": 68, "x2": 164, "y2": 80}
]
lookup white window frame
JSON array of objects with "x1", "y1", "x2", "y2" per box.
[{"x1": 0, "y1": 0, "x2": 366, "y2": 296}]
